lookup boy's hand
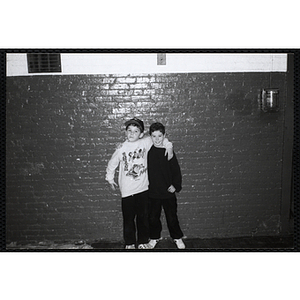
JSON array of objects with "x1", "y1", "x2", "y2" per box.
[
  {"x1": 109, "y1": 181, "x2": 118, "y2": 191},
  {"x1": 167, "y1": 185, "x2": 176, "y2": 193},
  {"x1": 165, "y1": 142, "x2": 173, "y2": 160}
]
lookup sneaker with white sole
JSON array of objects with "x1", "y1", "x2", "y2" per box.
[
  {"x1": 148, "y1": 238, "x2": 163, "y2": 249},
  {"x1": 125, "y1": 244, "x2": 135, "y2": 249},
  {"x1": 138, "y1": 243, "x2": 152, "y2": 249},
  {"x1": 174, "y1": 238, "x2": 185, "y2": 249}
]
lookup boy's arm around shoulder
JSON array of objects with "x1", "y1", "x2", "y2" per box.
[
  {"x1": 162, "y1": 137, "x2": 173, "y2": 160},
  {"x1": 142, "y1": 135, "x2": 173, "y2": 160},
  {"x1": 141, "y1": 135, "x2": 153, "y2": 150},
  {"x1": 169, "y1": 152, "x2": 182, "y2": 192}
]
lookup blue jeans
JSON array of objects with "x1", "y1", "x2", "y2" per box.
[
  {"x1": 121, "y1": 191, "x2": 149, "y2": 245},
  {"x1": 149, "y1": 194, "x2": 184, "y2": 240}
]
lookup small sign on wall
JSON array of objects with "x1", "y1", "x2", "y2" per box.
[{"x1": 157, "y1": 53, "x2": 166, "y2": 65}]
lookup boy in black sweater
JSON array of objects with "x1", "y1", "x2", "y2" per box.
[{"x1": 147, "y1": 122, "x2": 185, "y2": 249}]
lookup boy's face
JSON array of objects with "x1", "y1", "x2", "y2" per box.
[
  {"x1": 126, "y1": 125, "x2": 143, "y2": 142},
  {"x1": 150, "y1": 130, "x2": 165, "y2": 147}
]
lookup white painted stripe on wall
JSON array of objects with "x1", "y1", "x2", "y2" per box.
[
  {"x1": 6, "y1": 53, "x2": 288, "y2": 76},
  {"x1": 6, "y1": 54, "x2": 28, "y2": 76}
]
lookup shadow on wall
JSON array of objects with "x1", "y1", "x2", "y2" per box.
[{"x1": 225, "y1": 90, "x2": 259, "y2": 116}]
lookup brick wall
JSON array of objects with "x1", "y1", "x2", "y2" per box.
[{"x1": 6, "y1": 72, "x2": 289, "y2": 243}]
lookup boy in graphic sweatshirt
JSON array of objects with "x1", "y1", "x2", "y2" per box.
[{"x1": 105, "y1": 118, "x2": 173, "y2": 249}]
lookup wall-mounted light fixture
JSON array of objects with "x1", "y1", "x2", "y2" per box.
[{"x1": 260, "y1": 88, "x2": 279, "y2": 112}]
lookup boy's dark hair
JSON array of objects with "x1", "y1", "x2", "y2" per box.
[{"x1": 149, "y1": 122, "x2": 165, "y2": 135}]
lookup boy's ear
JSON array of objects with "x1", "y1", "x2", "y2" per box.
[{"x1": 139, "y1": 132, "x2": 144, "y2": 138}]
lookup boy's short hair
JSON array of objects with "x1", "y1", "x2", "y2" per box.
[
  {"x1": 149, "y1": 122, "x2": 165, "y2": 135},
  {"x1": 125, "y1": 117, "x2": 144, "y2": 132}
]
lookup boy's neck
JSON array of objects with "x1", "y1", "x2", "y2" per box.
[
  {"x1": 153, "y1": 144, "x2": 164, "y2": 148},
  {"x1": 127, "y1": 138, "x2": 140, "y2": 143}
]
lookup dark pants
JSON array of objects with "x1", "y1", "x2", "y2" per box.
[
  {"x1": 121, "y1": 191, "x2": 149, "y2": 245},
  {"x1": 149, "y1": 194, "x2": 183, "y2": 240}
]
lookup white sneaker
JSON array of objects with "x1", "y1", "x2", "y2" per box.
[
  {"x1": 148, "y1": 239, "x2": 159, "y2": 249},
  {"x1": 174, "y1": 238, "x2": 185, "y2": 249},
  {"x1": 138, "y1": 243, "x2": 152, "y2": 249},
  {"x1": 125, "y1": 244, "x2": 135, "y2": 249}
]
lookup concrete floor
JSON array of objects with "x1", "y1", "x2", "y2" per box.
[{"x1": 6, "y1": 235, "x2": 294, "y2": 251}]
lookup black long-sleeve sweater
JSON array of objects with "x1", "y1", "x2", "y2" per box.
[{"x1": 147, "y1": 145, "x2": 182, "y2": 199}]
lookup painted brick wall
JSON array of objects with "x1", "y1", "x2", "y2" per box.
[{"x1": 6, "y1": 72, "x2": 288, "y2": 243}]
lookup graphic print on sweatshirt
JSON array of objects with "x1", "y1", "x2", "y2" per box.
[{"x1": 122, "y1": 146, "x2": 147, "y2": 180}]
